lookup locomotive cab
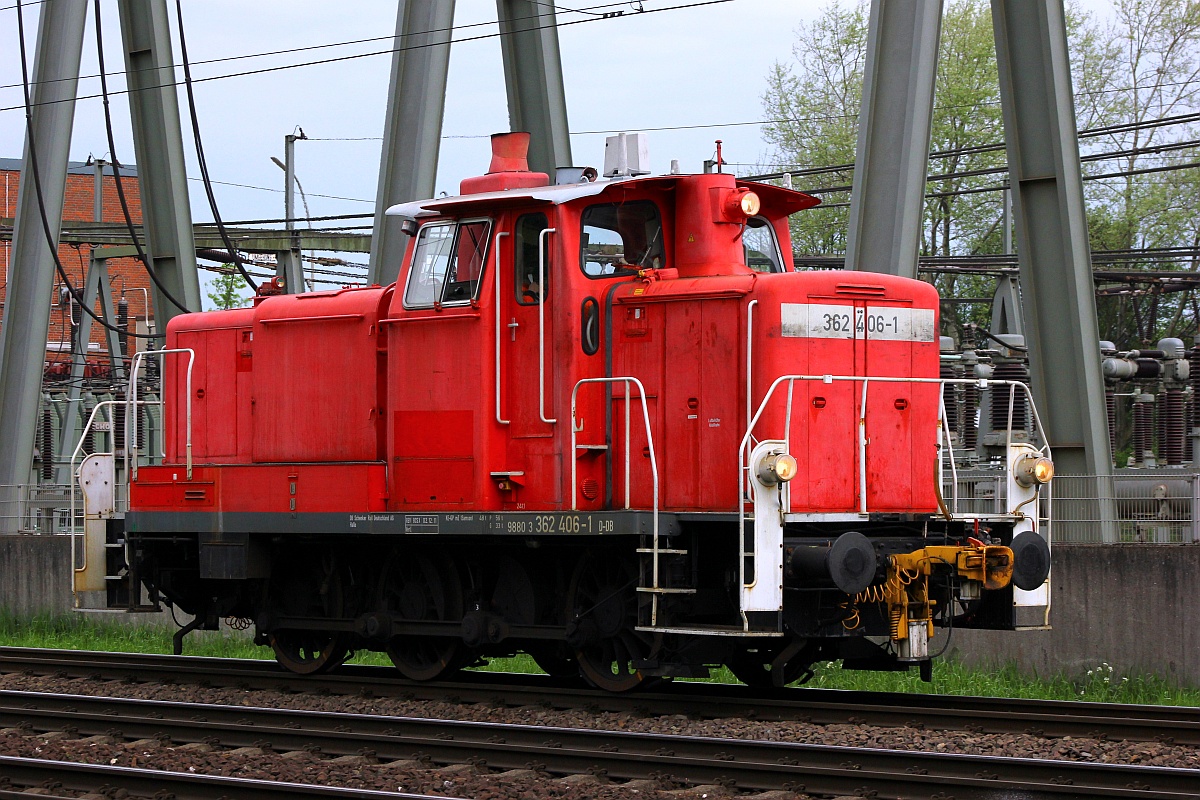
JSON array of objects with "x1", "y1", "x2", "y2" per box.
[{"x1": 109, "y1": 132, "x2": 1053, "y2": 690}]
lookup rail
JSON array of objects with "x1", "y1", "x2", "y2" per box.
[
  {"x1": 126, "y1": 348, "x2": 194, "y2": 481},
  {"x1": 5, "y1": 647, "x2": 1200, "y2": 744}
]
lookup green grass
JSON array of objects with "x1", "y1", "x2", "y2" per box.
[{"x1": 2, "y1": 612, "x2": 1196, "y2": 706}]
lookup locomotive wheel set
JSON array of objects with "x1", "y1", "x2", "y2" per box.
[{"x1": 75, "y1": 133, "x2": 1054, "y2": 691}]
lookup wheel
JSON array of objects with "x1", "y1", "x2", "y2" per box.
[
  {"x1": 269, "y1": 629, "x2": 350, "y2": 675},
  {"x1": 566, "y1": 551, "x2": 654, "y2": 692},
  {"x1": 727, "y1": 641, "x2": 815, "y2": 688},
  {"x1": 266, "y1": 552, "x2": 350, "y2": 675},
  {"x1": 380, "y1": 552, "x2": 467, "y2": 681}
]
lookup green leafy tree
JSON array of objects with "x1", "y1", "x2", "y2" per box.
[
  {"x1": 759, "y1": 0, "x2": 1188, "y2": 344},
  {"x1": 207, "y1": 269, "x2": 251, "y2": 310},
  {"x1": 760, "y1": 0, "x2": 1013, "y2": 341},
  {"x1": 760, "y1": 2, "x2": 866, "y2": 257},
  {"x1": 1077, "y1": 0, "x2": 1200, "y2": 345}
]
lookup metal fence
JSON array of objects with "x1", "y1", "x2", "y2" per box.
[
  {"x1": 943, "y1": 469, "x2": 1200, "y2": 544},
  {"x1": 0, "y1": 483, "x2": 80, "y2": 535},
  {"x1": 1052, "y1": 472, "x2": 1199, "y2": 544}
]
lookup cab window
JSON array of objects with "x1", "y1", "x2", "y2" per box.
[
  {"x1": 404, "y1": 218, "x2": 492, "y2": 307},
  {"x1": 580, "y1": 201, "x2": 664, "y2": 276},
  {"x1": 743, "y1": 215, "x2": 784, "y2": 273},
  {"x1": 515, "y1": 212, "x2": 550, "y2": 305}
]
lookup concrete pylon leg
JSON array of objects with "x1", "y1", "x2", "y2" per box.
[
  {"x1": 0, "y1": 0, "x2": 87, "y2": 531},
  {"x1": 845, "y1": 0, "x2": 943, "y2": 279},
  {"x1": 117, "y1": 0, "x2": 202, "y2": 328},
  {"x1": 369, "y1": 0, "x2": 456, "y2": 287},
  {"x1": 992, "y1": 0, "x2": 1116, "y2": 541},
  {"x1": 496, "y1": 0, "x2": 572, "y2": 177}
]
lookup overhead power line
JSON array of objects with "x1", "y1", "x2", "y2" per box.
[
  {"x1": 0, "y1": 0, "x2": 636, "y2": 92},
  {"x1": 0, "y1": 0, "x2": 734, "y2": 114}
]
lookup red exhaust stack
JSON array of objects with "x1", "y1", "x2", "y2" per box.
[{"x1": 460, "y1": 132, "x2": 550, "y2": 195}]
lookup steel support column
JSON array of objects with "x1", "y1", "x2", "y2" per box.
[
  {"x1": 369, "y1": 0, "x2": 456, "y2": 286},
  {"x1": 844, "y1": 0, "x2": 943, "y2": 278},
  {"x1": 53, "y1": 258, "x2": 121, "y2": 486},
  {"x1": 0, "y1": 0, "x2": 87, "y2": 530},
  {"x1": 991, "y1": 0, "x2": 1115, "y2": 537},
  {"x1": 496, "y1": 0, "x2": 572, "y2": 177},
  {"x1": 117, "y1": 0, "x2": 201, "y2": 326}
]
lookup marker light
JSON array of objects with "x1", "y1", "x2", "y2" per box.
[
  {"x1": 1013, "y1": 454, "x2": 1054, "y2": 488},
  {"x1": 756, "y1": 452, "x2": 798, "y2": 485}
]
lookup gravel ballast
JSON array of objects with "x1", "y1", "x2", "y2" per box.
[{"x1": 0, "y1": 669, "x2": 1196, "y2": 798}]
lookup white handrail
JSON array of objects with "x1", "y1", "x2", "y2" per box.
[
  {"x1": 734, "y1": 371, "x2": 1056, "y2": 592},
  {"x1": 938, "y1": 392, "x2": 960, "y2": 513},
  {"x1": 538, "y1": 227, "x2": 557, "y2": 424},
  {"x1": 570, "y1": 376, "x2": 659, "y2": 540},
  {"x1": 745, "y1": 299, "x2": 757, "y2": 439},
  {"x1": 494, "y1": 230, "x2": 510, "y2": 425},
  {"x1": 69, "y1": 400, "x2": 117, "y2": 578},
  {"x1": 737, "y1": 375, "x2": 1050, "y2": 580},
  {"x1": 858, "y1": 379, "x2": 869, "y2": 514},
  {"x1": 126, "y1": 348, "x2": 195, "y2": 481}
]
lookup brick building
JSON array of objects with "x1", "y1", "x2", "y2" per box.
[{"x1": 0, "y1": 157, "x2": 155, "y2": 367}]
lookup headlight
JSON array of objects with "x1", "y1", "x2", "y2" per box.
[
  {"x1": 1013, "y1": 454, "x2": 1054, "y2": 487},
  {"x1": 756, "y1": 452, "x2": 798, "y2": 485},
  {"x1": 739, "y1": 190, "x2": 761, "y2": 216},
  {"x1": 722, "y1": 189, "x2": 761, "y2": 221}
]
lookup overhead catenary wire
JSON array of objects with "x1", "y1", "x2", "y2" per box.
[
  {"x1": 0, "y1": 0, "x2": 636, "y2": 93},
  {"x1": 0, "y1": 0, "x2": 734, "y2": 114}
]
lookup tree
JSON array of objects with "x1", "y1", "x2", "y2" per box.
[
  {"x1": 759, "y1": 0, "x2": 1200, "y2": 346},
  {"x1": 207, "y1": 269, "x2": 251, "y2": 310},
  {"x1": 760, "y1": 2, "x2": 866, "y2": 258},
  {"x1": 760, "y1": 0, "x2": 1012, "y2": 341},
  {"x1": 1077, "y1": 0, "x2": 1200, "y2": 346}
]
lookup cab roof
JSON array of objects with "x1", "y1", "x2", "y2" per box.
[{"x1": 384, "y1": 174, "x2": 820, "y2": 220}]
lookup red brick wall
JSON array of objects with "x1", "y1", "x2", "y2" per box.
[{"x1": 1, "y1": 165, "x2": 154, "y2": 361}]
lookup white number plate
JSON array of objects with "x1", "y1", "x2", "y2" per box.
[{"x1": 780, "y1": 303, "x2": 935, "y2": 342}]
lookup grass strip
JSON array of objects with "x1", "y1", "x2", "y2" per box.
[{"x1": 1, "y1": 612, "x2": 1195, "y2": 705}]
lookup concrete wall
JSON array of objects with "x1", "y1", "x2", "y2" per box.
[
  {"x1": 0, "y1": 533, "x2": 73, "y2": 617},
  {"x1": 951, "y1": 544, "x2": 1200, "y2": 687},
  {"x1": 0, "y1": 533, "x2": 168, "y2": 623}
]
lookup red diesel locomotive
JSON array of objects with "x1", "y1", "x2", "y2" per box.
[{"x1": 95, "y1": 133, "x2": 1053, "y2": 690}]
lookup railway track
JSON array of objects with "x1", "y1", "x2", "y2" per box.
[
  {"x1": 2, "y1": 646, "x2": 1197, "y2": 745},
  {"x1": 0, "y1": 755, "x2": 456, "y2": 799},
  {"x1": 2, "y1": 687, "x2": 1198, "y2": 799}
]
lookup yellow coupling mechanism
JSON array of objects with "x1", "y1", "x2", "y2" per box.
[{"x1": 858, "y1": 541, "x2": 1014, "y2": 662}]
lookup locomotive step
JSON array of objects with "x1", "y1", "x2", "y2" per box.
[
  {"x1": 636, "y1": 586, "x2": 697, "y2": 594},
  {"x1": 634, "y1": 624, "x2": 786, "y2": 637},
  {"x1": 635, "y1": 547, "x2": 689, "y2": 555}
]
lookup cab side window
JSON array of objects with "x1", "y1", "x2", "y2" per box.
[
  {"x1": 444, "y1": 220, "x2": 490, "y2": 302},
  {"x1": 403, "y1": 218, "x2": 492, "y2": 308},
  {"x1": 515, "y1": 212, "x2": 550, "y2": 305},
  {"x1": 580, "y1": 201, "x2": 664, "y2": 276},
  {"x1": 743, "y1": 215, "x2": 785, "y2": 273}
]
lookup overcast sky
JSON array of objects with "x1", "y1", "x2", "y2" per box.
[{"x1": 0, "y1": 0, "x2": 1116, "y2": 297}]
